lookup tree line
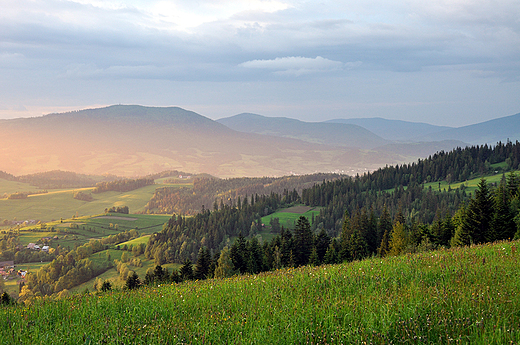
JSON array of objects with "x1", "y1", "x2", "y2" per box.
[
  {"x1": 144, "y1": 141, "x2": 520, "y2": 268},
  {"x1": 93, "y1": 178, "x2": 154, "y2": 193}
]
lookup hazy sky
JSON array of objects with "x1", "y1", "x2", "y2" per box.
[{"x1": 1, "y1": 0, "x2": 519, "y2": 126}]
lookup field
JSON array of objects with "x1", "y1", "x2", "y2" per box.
[
  {"x1": 423, "y1": 170, "x2": 516, "y2": 194},
  {"x1": 15, "y1": 213, "x2": 171, "y2": 248},
  {"x1": 261, "y1": 204, "x2": 321, "y2": 229},
  {"x1": 1, "y1": 240, "x2": 519, "y2": 344},
  {"x1": 0, "y1": 179, "x2": 190, "y2": 225}
]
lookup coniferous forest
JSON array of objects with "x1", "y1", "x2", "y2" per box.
[{"x1": 143, "y1": 141, "x2": 520, "y2": 283}]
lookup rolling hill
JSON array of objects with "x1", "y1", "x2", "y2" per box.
[
  {"x1": 324, "y1": 117, "x2": 452, "y2": 141},
  {"x1": 418, "y1": 112, "x2": 520, "y2": 144},
  {"x1": 0, "y1": 105, "x2": 408, "y2": 178},
  {"x1": 217, "y1": 113, "x2": 389, "y2": 149}
]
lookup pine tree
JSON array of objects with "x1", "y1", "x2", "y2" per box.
[
  {"x1": 125, "y1": 272, "x2": 141, "y2": 290},
  {"x1": 309, "y1": 247, "x2": 320, "y2": 266},
  {"x1": 315, "y1": 228, "x2": 331, "y2": 263},
  {"x1": 246, "y1": 237, "x2": 263, "y2": 274},
  {"x1": 377, "y1": 206, "x2": 392, "y2": 257},
  {"x1": 194, "y1": 247, "x2": 211, "y2": 280},
  {"x1": 451, "y1": 203, "x2": 471, "y2": 246},
  {"x1": 230, "y1": 233, "x2": 247, "y2": 273},
  {"x1": 293, "y1": 216, "x2": 313, "y2": 266},
  {"x1": 179, "y1": 259, "x2": 193, "y2": 281},
  {"x1": 465, "y1": 178, "x2": 493, "y2": 244},
  {"x1": 492, "y1": 177, "x2": 516, "y2": 240}
]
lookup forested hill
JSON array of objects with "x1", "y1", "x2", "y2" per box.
[{"x1": 145, "y1": 141, "x2": 520, "y2": 267}]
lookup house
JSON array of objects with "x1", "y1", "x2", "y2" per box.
[
  {"x1": 0, "y1": 261, "x2": 14, "y2": 269},
  {"x1": 42, "y1": 246, "x2": 50, "y2": 252},
  {"x1": 27, "y1": 243, "x2": 36, "y2": 250}
]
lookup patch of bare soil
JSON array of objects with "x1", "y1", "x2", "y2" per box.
[{"x1": 281, "y1": 205, "x2": 314, "y2": 213}]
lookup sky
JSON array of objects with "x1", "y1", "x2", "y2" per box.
[{"x1": 1, "y1": 0, "x2": 519, "y2": 126}]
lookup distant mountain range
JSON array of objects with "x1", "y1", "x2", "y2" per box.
[
  {"x1": 217, "y1": 113, "x2": 388, "y2": 149},
  {"x1": 0, "y1": 105, "x2": 518, "y2": 178},
  {"x1": 323, "y1": 117, "x2": 452, "y2": 142}
]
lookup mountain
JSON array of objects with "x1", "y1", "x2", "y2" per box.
[
  {"x1": 217, "y1": 113, "x2": 388, "y2": 149},
  {"x1": 418, "y1": 112, "x2": 520, "y2": 145},
  {"x1": 0, "y1": 105, "x2": 410, "y2": 177},
  {"x1": 324, "y1": 117, "x2": 452, "y2": 141}
]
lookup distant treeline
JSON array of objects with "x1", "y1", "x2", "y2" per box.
[
  {"x1": 93, "y1": 178, "x2": 154, "y2": 193},
  {"x1": 144, "y1": 141, "x2": 520, "y2": 266},
  {"x1": 0, "y1": 170, "x2": 118, "y2": 189},
  {"x1": 143, "y1": 173, "x2": 340, "y2": 215}
]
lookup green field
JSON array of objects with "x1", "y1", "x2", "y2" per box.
[
  {"x1": 261, "y1": 204, "x2": 321, "y2": 229},
  {"x1": 1, "y1": 240, "x2": 519, "y2": 343},
  {"x1": 15, "y1": 213, "x2": 171, "y2": 248},
  {"x1": 0, "y1": 179, "x2": 189, "y2": 224},
  {"x1": 423, "y1": 170, "x2": 517, "y2": 194}
]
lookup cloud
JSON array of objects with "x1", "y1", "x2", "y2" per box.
[{"x1": 240, "y1": 56, "x2": 358, "y2": 76}]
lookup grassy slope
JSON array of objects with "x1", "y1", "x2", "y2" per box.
[
  {"x1": 1, "y1": 240, "x2": 519, "y2": 344},
  {"x1": 423, "y1": 169, "x2": 517, "y2": 194},
  {"x1": 261, "y1": 205, "x2": 321, "y2": 229},
  {"x1": 0, "y1": 178, "x2": 188, "y2": 224}
]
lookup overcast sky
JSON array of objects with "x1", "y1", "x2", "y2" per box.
[{"x1": 1, "y1": 0, "x2": 519, "y2": 126}]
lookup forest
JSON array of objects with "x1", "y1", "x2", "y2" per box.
[
  {"x1": 143, "y1": 141, "x2": 520, "y2": 280},
  {"x1": 92, "y1": 178, "x2": 155, "y2": 193}
]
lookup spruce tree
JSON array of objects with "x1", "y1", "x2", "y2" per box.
[
  {"x1": 492, "y1": 177, "x2": 516, "y2": 240},
  {"x1": 465, "y1": 178, "x2": 493, "y2": 244},
  {"x1": 293, "y1": 216, "x2": 313, "y2": 266},
  {"x1": 194, "y1": 247, "x2": 211, "y2": 280},
  {"x1": 315, "y1": 228, "x2": 331, "y2": 263},
  {"x1": 180, "y1": 259, "x2": 193, "y2": 281}
]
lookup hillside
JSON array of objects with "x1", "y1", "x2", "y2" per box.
[
  {"x1": 217, "y1": 113, "x2": 389, "y2": 149},
  {"x1": 0, "y1": 105, "x2": 409, "y2": 178},
  {"x1": 2, "y1": 241, "x2": 519, "y2": 343},
  {"x1": 419, "y1": 112, "x2": 520, "y2": 144},
  {"x1": 325, "y1": 117, "x2": 452, "y2": 141}
]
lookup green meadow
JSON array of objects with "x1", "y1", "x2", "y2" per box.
[
  {"x1": 16, "y1": 213, "x2": 171, "y2": 248},
  {"x1": 423, "y1": 170, "x2": 516, "y2": 194},
  {"x1": 1, "y1": 240, "x2": 519, "y2": 344},
  {"x1": 261, "y1": 204, "x2": 321, "y2": 229},
  {"x1": 0, "y1": 179, "x2": 189, "y2": 224}
]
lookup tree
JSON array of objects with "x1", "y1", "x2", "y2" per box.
[
  {"x1": 100, "y1": 280, "x2": 112, "y2": 292},
  {"x1": 230, "y1": 233, "x2": 247, "y2": 273},
  {"x1": 388, "y1": 221, "x2": 407, "y2": 256},
  {"x1": 314, "y1": 228, "x2": 331, "y2": 264},
  {"x1": 193, "y1": 247, "x2": 211, "y2": 280},
  {"x1": 293, "y1": 216, "x2": 313, "y2": 266},
  {"x1": 125, "y1": 272, "x2": 141, "y2": 290},
  {"x1": 464, "y1": 179, "x2": 493, "y2": 244},
  {"x1": 214, "y1": 246, "x2": 235, "y2": 278},
  {"x1": 180, "y1": 259, "x2": 193, "y2": 281},
  {"x1": 492, "y1": 177, "x2": 516, "y2": 240}
]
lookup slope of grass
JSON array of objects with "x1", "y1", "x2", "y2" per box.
[
  {"x1": 0, "y1": 180, "x2": 185, "y2": 223},
  {"x1": 261, "y1": 204, "x2": 321, "y2": 229},
  {"x1": 2, "y1": 241, "x2": 519, "y2": 344},
  {"x1": 423, "y1": 170, "x2": 516, "y2": 194}
]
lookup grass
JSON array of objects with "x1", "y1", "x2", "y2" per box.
[
  {"x1": 1, "y1": 240, "x2": 519, "y2": 344},
  {"x1": 423, "y1": 169, "x2": 518, "y2": 194},
  {"x1": 0, "y1": 179, "x2": 186, "y2": 224},
  {"x1": 261, "y1": 204, "x2": 321, "y2": 229}
]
